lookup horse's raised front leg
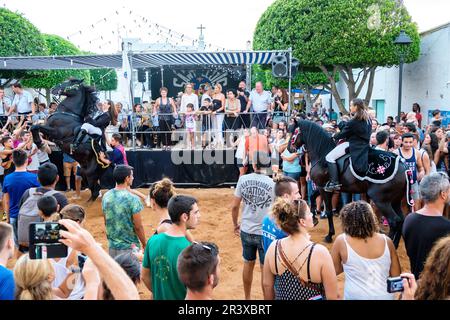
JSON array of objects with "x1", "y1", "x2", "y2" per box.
[{"x1": 31, "y1": 124, "x2": 57, "y2": 148}]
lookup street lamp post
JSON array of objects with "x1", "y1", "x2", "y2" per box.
[{"x1": 394, "y1": 30, "x2": 412, "y2": 123}]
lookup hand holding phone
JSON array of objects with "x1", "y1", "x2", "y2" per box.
[{"x1": 29, "y1": 222, "x2": 68, "y2": 259}]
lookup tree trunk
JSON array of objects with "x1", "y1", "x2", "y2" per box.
[
  {"x1": 340, "y1": 66, "x2": 376, "y2": 109},
  {"x1": 300, "y1": 85, "x2": 313, "y2": 112},
  {"x1": 364, "y1": 67, "x2": 377, "y2": 106},
  {"x1": 45, "y1": 89, "x2": 51, "y2": 105},
  {"x1": 318, "y1": 65, "x2": 347, "y2": 115}
]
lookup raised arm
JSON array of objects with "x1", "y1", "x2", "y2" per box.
[{"x1": 59, "y1": 219, "x2": 140, "y2": 300}]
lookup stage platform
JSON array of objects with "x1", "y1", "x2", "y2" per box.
[{"x1": 49, "y1": 149, "x2": 240, "y2": 191}]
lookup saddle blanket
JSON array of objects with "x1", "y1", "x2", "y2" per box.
[{"x1": 349, "y1": 149, "x2": 402, "y2": 184}]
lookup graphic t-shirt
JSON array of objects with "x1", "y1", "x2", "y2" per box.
[
  {"x1": 234, "y1": 173, "x2": 275, "y2": 235},
  {"x1": 102, "y1": 189, "x2": 144, "y2": 250},
  {"x1": 142, "y1": 233, "x2": 191, "y2": 300},
  {"x1": 2, "y1": 171, "x2": 40, "y2": 219},
  {"x1": 262, "y1": 214, "x2": 287, "y2": 252},
  {"x1": 0, "y1": 265, "x2": 15, "y2": 300}
]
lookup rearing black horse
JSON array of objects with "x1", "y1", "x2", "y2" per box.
[
  {"x1": 31, "y1": 78, "x2": 107, "y2": 201},
  {"x1": 292, "y1": 120, "x2": 410, "y2": 247}
]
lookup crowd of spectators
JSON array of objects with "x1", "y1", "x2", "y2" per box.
[{"x1": 0, "y1": 81, "x2": 449, "y2": 301}]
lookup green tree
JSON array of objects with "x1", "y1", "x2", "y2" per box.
[
  {"x1": 22, "y1": 34, "x2": 90, "y2": 103},
  {"x1": 253, "y1": 0, "x2": 420, "y2": 114},
  {"x1": 89, "y1": 68, "x2": 118, "y2": 92},
  {"x1": 0, "y1": 8, "x2": 48, "y2": 84}
]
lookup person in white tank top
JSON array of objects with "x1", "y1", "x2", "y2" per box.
[{"x1": 331, "y1": 201, "x2": 401, "y2": 300}]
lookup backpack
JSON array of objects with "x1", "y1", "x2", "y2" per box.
[{"x1": 17, "y1": 188, "x2": 60, "y2": 246}]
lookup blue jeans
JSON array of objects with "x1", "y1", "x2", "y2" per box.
[
  {"x1": 9, "y1": 217, "x2": 18, "y2": 247},
  {"x1": 341, "y1": 193, "x2": 362, "y2": 205},
  {"x1": 240, "y1": 230, "x2": 265, "y2": 265}
]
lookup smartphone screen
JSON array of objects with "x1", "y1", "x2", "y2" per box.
[{"x1": 29, "y1": 222, "x2": 67, "y2": 259}]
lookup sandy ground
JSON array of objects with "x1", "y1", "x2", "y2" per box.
[
  {"x1": 6, "y1": 187, "x2": 410, "y2": 300},
  {"x1": 67, "y1": 187, "x2": 410, "y2": 300}
]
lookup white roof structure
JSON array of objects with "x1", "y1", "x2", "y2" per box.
[{"x1": 0, "y1": 50, "x2": 288, "y2": 70}]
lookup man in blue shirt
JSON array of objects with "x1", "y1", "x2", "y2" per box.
[
  {"x1": 2, "y1": 150, "x2": 40, "y2": 251},
  {"x1": 261, "y1": 176, "x2": 301, "y2": 253},
  {"x1": 0, "y1": 222, "x2": 15, "y2": 300},
  {"x1": 99, "y1": 133, "x2": 126, "y2": 166}
]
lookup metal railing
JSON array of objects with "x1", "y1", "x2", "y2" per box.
[
  {"x1": 1, "y1": 110, "x2": 290, "y2": 150},
  {"x1": 109, "y1": 111, "x2": 290, "y2": 150}
]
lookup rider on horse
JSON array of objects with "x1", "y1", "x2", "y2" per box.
[
  {"x1": 324, "y1": 98, "x2": 372, "y2": 192},
  {"x1": 72, "y1": 100, "x2": 117, "y2": 153}
]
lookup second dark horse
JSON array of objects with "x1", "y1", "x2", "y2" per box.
[
  {"x1": 31, "y1": 78, "x2": 106, "y2": 201},
  {"x1": 292, "y1": 120, "x2": 410, "y2": 248}
]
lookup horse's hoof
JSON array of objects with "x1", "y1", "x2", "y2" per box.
[
  {"x1": 313, "y1": 216, "x2": 319, "y2": 227},
  {"x1": 324, "y1": 235, "x2": 333, "y2": 243}
]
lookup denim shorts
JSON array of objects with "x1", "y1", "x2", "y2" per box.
[
  {"x1": 10, "y1": 217, "x2": 18, "y2": 248},
  {"x1": 283, "y1": 171, "x2": 301, "y2": 181},
  {"x1": 240, "y1": 230, "x2": 265, "y2": 265}
]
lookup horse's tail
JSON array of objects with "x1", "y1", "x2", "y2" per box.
[{"x1": 404, "y1": 167, "x2": 414, "y2": 208}]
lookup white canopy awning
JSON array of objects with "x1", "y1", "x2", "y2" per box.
[{"x1": 0, "y1": 50, "x2": 288, "y2": 70}]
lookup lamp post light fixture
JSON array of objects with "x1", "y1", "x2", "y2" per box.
[{"x1": 394, "y1": 30, "x2": 412, "y2": 123}]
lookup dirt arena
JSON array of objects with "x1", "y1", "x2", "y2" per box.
[{"x1": 65, "y1": 187, "x2": 411, "y2": 300}]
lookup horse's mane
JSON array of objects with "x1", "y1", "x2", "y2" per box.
[
  {"x1": 298, "y1": 120, "x2": 336, "y2": 165},
  {"x1": 83, "y1": 85, "x2": 99, "y2": 116}
]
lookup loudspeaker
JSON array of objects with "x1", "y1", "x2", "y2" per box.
[
  {"x1": 291, "y1": 58, "x2": 300, "y2": 77},
  {"x1": 272, "y1": 55, "x2": 288, "y2": 78},
  {"x1": 137, "y1": 69, "x2": 146, "y2": 83}
]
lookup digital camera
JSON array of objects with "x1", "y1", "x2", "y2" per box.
[{"x1": 387, "y1": 276, "x2": 405, "y2": 293}]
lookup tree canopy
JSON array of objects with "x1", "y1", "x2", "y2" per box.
[
  {"x1": 253, "y1": 0, "x2": 420, "y2": 113},
  {"x1": 89, "y1": 69, "x2": 118, "y2": 92},
  {"x1": 22, "y1": 34, "x2": 90, "y2": 90},
  {"x1": 0, "y1": 8, "x2": 48, "y2": 82}
]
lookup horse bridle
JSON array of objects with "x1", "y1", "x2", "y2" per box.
[{"x1": 291, "y1": 126, "x2": 321, "y2": 171}]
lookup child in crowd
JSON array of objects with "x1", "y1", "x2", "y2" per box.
[
  {"x1": 185, "y1": 103, "x2": 196, "y2": 149},
  {"x1": 199, "y1": 98, "x2": 213, "y2": 149},
  {"x1": 37, "y1": 194, "x2": 60, "y2": 222}
]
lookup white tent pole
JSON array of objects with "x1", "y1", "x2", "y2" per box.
[
  {"x1": 126, "y1": 42, "x2": 136, "y2": 151},
  {"x1": 288, "y1": 47, "x2": 292, "y2": 116}
]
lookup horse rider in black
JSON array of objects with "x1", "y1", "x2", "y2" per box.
[
  {"x1": 324, "y1": 98, "x2": 372, "y2": 192},
  {"x1": 72, "y1": 100, "x2": 116, "y2": 153}
]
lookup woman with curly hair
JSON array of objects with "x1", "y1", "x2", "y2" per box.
[
  {"x1": 331, "y1": 201, "x2": 401, "y2": 300},
  {"x1": 401, "y1": 235, "x2": 450, "y2": 300},
  {"x1": 263, "y1": 198, "x2": 338, "y2": 300}
]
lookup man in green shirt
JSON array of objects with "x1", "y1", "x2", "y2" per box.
[
  {"x1": 142, "y1": 195, "x2": 200, "y2": 300},
  {"x1": 102, "y1": 165, "x2": 146, "y2": 258}
]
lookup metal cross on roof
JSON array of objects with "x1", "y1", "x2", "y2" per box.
[{"x1": 197, "y1": 24, "x2": 206, "y2": 36}]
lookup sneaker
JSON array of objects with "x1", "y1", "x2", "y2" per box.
[{"x1": 319, "y1": 211, "x2": 327, "y2": 219}]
